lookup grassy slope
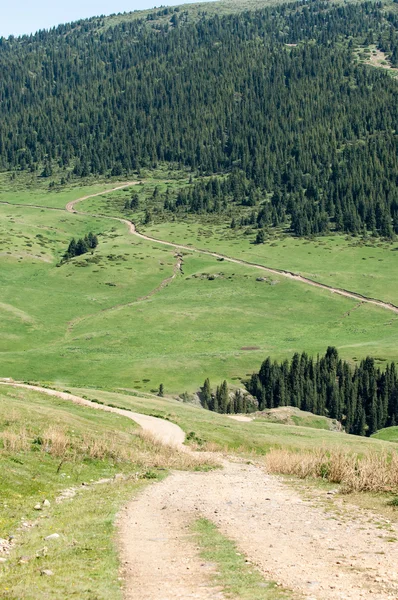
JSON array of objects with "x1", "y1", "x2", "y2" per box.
[
  {"x1": 1, "y1": 180, "x2": 398, "y2": 394},
  {"x1": 69, "y1": 387, "x2": 398, "y2": 456},
  {"x1": 254, "y1": 407, "x2": 341, "y2": 431},
  {"x1": 372, "y1": 427, "x2": 398, "y2": 443},
  {"x1": 78, "y1": 174, "x2": 398, "y2": 305},
  {"x1": 142, "y1": 220, "x2": 398, "y2": 305},
  {"x1": 0, "y1": 171, "x2": 133, "y2": 209},
  {"x1": 104, "y1": 0, "x2": 298, "y2": 30},
  {"x1": 0, "y1": 385, "x2": 147, "y2": 599}
]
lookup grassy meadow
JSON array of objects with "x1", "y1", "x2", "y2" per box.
[
  {"x1": 67, "y1": 387, "x2": 398, "y2": 456},
  {"x1": 1, "y1": 175, "x2": 398, "y2": 395},
  {"x1": 142, "y1": 220, "x2": 398, "y2": 305},
  {"x1": 0, "y1": 384, "x2": 150, "y2": 600},
  {"x1": 76, "y1": 172, "x2": 398, "y2": 305},
  {"x1": 0, "y1": 383, "x2": 217, "y2": 599}
]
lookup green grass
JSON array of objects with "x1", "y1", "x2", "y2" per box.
[
  {"x1": 255, "y1": 407, "x2": 340, "y2": 431},
  {"x1": 372, "y1": 426, "x2": 398, "y2": 443},
  {"x1": 0, "y1": 385, "x2": 155, "y2": 599},
  {"x1": 290, "y1": 414, "x2": 335, "y2": 430},
  {"x1": 193, "y1": 518, "x2": 291, "y2": 600},
  {"x1": 0, "y1": 170, "x2": 135, "y2": 209},
  {"x1": 1, "y1": 482, "x2": 145, "y2": 600},
  {"x1": 142, "y1": 219, "x2": 398, "y2": 306},
  {"x1": 68, "y1": 387, "x2": 398, "y2": 456},
  {"x1": 1, "y1": 174, "x2": 398, "y2": 397}
]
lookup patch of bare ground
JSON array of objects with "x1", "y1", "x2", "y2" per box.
[
  {"x1": 367, "y1": 48, "x2": 396, "y2": 70},
  {"x1": 357, "y1": 46, "x2": 397, "y2": 72},
  {"x1": 119, "y1": 478, "x2": 226, "y2": 600},
  {"x1": 227, "y1": 414, "x2": 253, "y2": 422}
]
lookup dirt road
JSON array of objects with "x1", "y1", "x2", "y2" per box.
[
  {"x1": 65, "y1": 184, "x2": 398, "y2": 316},
  {"x1": 122, "y1": 461, "x2": 398, "y2": 600},
  {"x1": 2, "y1": 380, "x2": 398, "y2": 599},
  {"x1": 0, "y1": 381, "x2": 184, "y2": 446}
]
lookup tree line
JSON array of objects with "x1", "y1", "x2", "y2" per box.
[
  {"x1": 200, "y1": 378, "x2": 258, "y2": 414},
  {"x1": 246, "y1": 347, "x2": 398, "y2": 436}
]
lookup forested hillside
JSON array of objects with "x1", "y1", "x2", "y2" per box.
[
  {"x1": 0, "y1": 0, "x2": 397, "y2": 238},
  {"x1": 246, "y1": 347, "x2": 398, "y2": 436}
]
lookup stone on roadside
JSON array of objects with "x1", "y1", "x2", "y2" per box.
[
  {"x1": 40, "y1": 569, "x2": 54, "y2": 576},
  {"x1": 34, "y1": 504, "x2": 42, "y2": 511},
  {"x1": 45, "y1": 533, "x2": 60, "y2": 541},
  {"x1": 42, "y1": 499, "x2": 51, "y2": 508}
]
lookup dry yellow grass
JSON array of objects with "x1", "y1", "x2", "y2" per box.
[
  {"x1": 0, "y1": 425, "x2": 218, "y2": 470},
  {"x1": 136, "y1": 430, "x2": 219, "y2": 470},
  {"x1": 265, "y1": 448, "x2": 398, "y2": 493},
  {"x1": 1, "y1": 427, "x2": 29, "y2": 452}
]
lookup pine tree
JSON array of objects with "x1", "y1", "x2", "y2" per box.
[
  {"x1": 255, "y1": 229, "x2": 265, "y2": 244},
  {"x1": 201, "y1": 378, "x2": 211, "y2": 409},
  {"x1": 218, "y1": 380, "x2": 229, "y2": 414}
]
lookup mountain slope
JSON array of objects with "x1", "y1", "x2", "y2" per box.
[{"x1": 1, "y1": 1, "x2": 398, "y2": 236}]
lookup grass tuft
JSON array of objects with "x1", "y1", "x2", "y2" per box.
[{"x1": 193, "y1": 518, "x2": 291, "y2": 599}]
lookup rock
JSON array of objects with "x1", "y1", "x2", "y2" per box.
[
  {"x1": 34, "y1": 504, "x2": 42, "y2": 511},
  {"x1": 45, "y1": 533, "x2": 60, "y2": 541},
  {"x1": 113, "y1": 473, "x2": 125, "y2": 481},
  {"x1": 18, "y1": 556, "x2": 31, "y2": 564},
  {"x1": 0, "y1": 538, "x2": 12, "y2": 553},
  {"x1": 42, "y1": 499, "x2": 51, "y2": 508},
  {"x1": 40, "y1": 569, "x2": 54, "y2": 576},
  {"x1": 36, "y1": 546, "x2": 48, "y2": 558},
  {"x1": 0, "y1": 557, "x2": 7, "y2": 563}
]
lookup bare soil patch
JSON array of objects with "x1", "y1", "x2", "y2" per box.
[{"x1": 240, "y1": 346, "x2": 261, "y2": 351}]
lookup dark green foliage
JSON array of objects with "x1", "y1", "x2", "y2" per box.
[
  {"x1": 202, "y1": 379, "x2": 258, "y2": 414},
  {"x1": 158, "y1": 383, "x2": 164, "y2": 397},
  {"x1": 63, "y1": 232, "x2": 98, "y2": 261},
  {"x1": 255, "y1": 230, "x2": 266, "y2": 245},
  {"x1": 246, "y1": 347, "x2": 398, "y2": 436},
  {"x1": 1, "y1": 2, "x2": 398, "y2": 237},
  {"x1": 216, "y1": 380, "x2": 229, "y2": 414},
  {"x1": 201, "y1": 378, "x2": 212, "y2": 410}
]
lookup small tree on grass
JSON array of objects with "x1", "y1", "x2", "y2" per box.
[
  {"x1": 158, "y1": 383, "x2": 164, "y2": 397},
  {"x1": 201, "y1": 378, "x2": 211, "y2": 409},
  {"x1": 130, "y1": 193, "x2": 139, "y2": 210},
  {"x1": 255, "y1": 229, "x2": 265, "y2": 244},
  {"x1": 219, "y1": 380, "x2": 229, "y2": 413}
]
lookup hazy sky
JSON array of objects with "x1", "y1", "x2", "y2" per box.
[{"x1": 1, "y1": 0, "x2": 204, "y2": 37}]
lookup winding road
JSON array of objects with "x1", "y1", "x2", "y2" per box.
[
  {"x1": 2, "y1": 379, "x2": 398, "y2": 600},
  {"x1": 65, "y1": 183, "x2": 398, "y2": 315}
]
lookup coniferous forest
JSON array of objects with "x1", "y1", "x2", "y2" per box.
[
  {"x1": 1, "y1": 1, "x2": 398, "y2": 237},
  {"x1": 245, "y1": 347, "x2": 398, "y2": 436}
]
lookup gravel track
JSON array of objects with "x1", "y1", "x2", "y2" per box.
[{"x1": 2, "y1": 381, "x2": 398, "y2": 599}]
